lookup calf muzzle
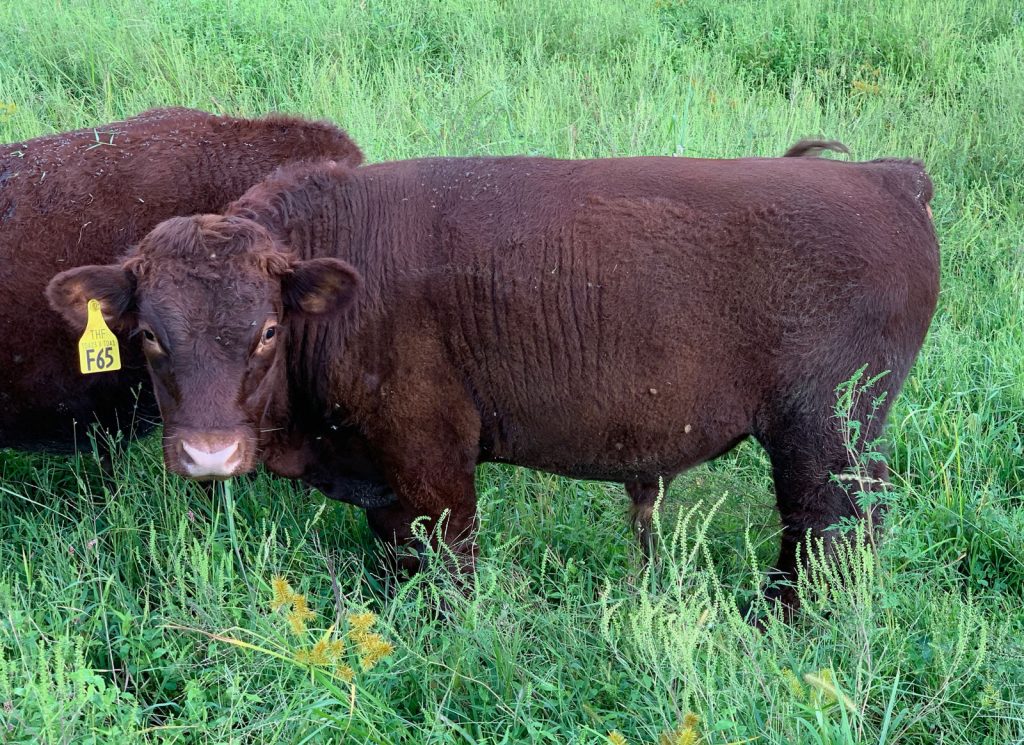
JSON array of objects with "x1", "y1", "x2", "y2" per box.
[{"x1": 170, "y1": 429, "x2": 250, "y2": 480}]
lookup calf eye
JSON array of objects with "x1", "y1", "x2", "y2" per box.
[
  {"x1": 254, "y1": 319, "x2": 279, "y2": 353},
  {"x1": 139, "y1": 327, "x2": 165, "y2": 355}
]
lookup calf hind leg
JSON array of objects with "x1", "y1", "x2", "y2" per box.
[
  {"x1": 625, "y1": 477, "x2": 669, "y2": 560},
  {"x1": 756, "y1": 390, "x2": 893, "y2": 619}
]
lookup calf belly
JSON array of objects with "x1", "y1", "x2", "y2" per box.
[{"x1": 478, "y1": 385, "x2": 757, "y2": 483}]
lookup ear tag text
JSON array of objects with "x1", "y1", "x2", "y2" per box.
[{"x1": 78, "y1": 299, "x2": 122, "y2": 374}]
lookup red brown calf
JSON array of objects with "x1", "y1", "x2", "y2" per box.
[
  {"x1": 0, "y1": 107, "x2": 362, "y2": 454},
  {"x1": 48, "y1": 147, "x2": 939, "y2": 615}
]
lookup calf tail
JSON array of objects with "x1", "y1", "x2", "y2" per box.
[{"x1": 783, "y1": 139, "x2": 850, "y2": 158}]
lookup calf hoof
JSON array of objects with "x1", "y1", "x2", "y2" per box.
[
  {"x1": 379, "y1": 540, "x2": 428, "y2": 577},
  {"x1": 629, "y1": 504, "x2": 659, "y2": 562},
  {"x1": 741, "y1": 582, "x2": 799, "y2": 630},
  {"x1": 634, "y1": 521, "x2": 658, "y2": 562}
]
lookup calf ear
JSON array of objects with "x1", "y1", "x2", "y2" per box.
[
  {"x1": 282, "y1": 258, "x2": 361, "y2": 316},
  {"x1": 46, "y1": 264, "x2": 136, "y2": 332}
]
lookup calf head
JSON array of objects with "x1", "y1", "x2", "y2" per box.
[{"x1": 47, "y1": 214, "x2": 360, "y2": 480}]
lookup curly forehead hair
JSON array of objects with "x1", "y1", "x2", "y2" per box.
[{"x1": 125, "y1": 214, "x2": 294, "y2": 280}]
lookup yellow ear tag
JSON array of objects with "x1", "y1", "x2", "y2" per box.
[{"x1": 78, "y1": 299, "x2": 122, "y2": 374}]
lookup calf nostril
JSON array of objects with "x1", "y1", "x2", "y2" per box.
[
  {"x1": 180, "y1": 439, "x2": 243, "y2": 477},
  {"x1": 182, "y1": 440, "x2": 238, "y2": 460}
]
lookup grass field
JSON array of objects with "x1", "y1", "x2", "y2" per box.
[{"x1": 1, "y1": 0, "x2": 1023, "y2": 742}]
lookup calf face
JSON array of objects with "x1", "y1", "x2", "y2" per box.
[{"x1": 47, "y1": 215, "x2": 360, "y2": 480}]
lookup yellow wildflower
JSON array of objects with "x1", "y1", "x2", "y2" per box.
[
  {"x1": 270, "y1": 576, "x2": 296, "y2": 611},
  {"x1": 607, "y1": 731, "x2": 628, "y2": 745},
  {"x1": 659, "y1": 713, "x2": 701, "y2": 745},
  {"x1": 336, "y1": 663, "x2": 356, "y2": 682},
  {"x1": 851, "y1": 79, "x2": 881, "y2": 95},
  {"x1": 347, "y1": 611, "x2": 377, "y2": 637},
  {"x1": 295, "y1": 627, "x2": 346, "y2": 666},
  {"x1": 356, "y1": 632, "x2": 395, "y2": 670},
  {"x1": 287, "y1": 593, "x2": 316, "y2": 635}
]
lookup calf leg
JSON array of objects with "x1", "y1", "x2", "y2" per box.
[
  {"x1": 756, "y1": 392, "x2": 892, "y2": 619},
  {"x1": 625, "y1": 477, "x2": 668, "y2": 560},
  {"x1": 363, "y1": 355, "x2": 482, "y2": 580},
  {"x1": 366, "y1": 500, "x2": 437, "y2": 575},
  {"x1": 366, "y1": 491, "x2": 478, "y2": 577}
]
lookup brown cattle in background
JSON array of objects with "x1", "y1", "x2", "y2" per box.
[
  {"x1": 49, "y1": 147, "x2": 939, "y2": 616},
  {"x1": 0, "y1": 107, "x2": 362, "y2": 453}
]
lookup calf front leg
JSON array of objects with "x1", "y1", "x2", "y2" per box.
[
  {"x1": 365, "y1": 488, "x2": 478, "y2": 577},
  {"x1": 363, "y1": 360, "x2": 483, "y2": 580}
]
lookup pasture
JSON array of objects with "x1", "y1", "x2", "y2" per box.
[{"x1": 0, "y1": 0, "x2": 1022, "y2": 742}]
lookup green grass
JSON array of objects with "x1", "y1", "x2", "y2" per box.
[{"x1": 1, "y1": 0, "x2": 1023, "y2": 742}]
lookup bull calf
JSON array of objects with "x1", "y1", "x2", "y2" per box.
[{"x1": 48, "y1": 147, "x2": 939, "y2": 615}]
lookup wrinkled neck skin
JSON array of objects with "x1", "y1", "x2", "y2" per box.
[
  {"x1": 254, "y1": 311, "x2": 393, "y2": 508},
  {"x1": 229, "y1": 170, "x2": 396, "y2": 507}
]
